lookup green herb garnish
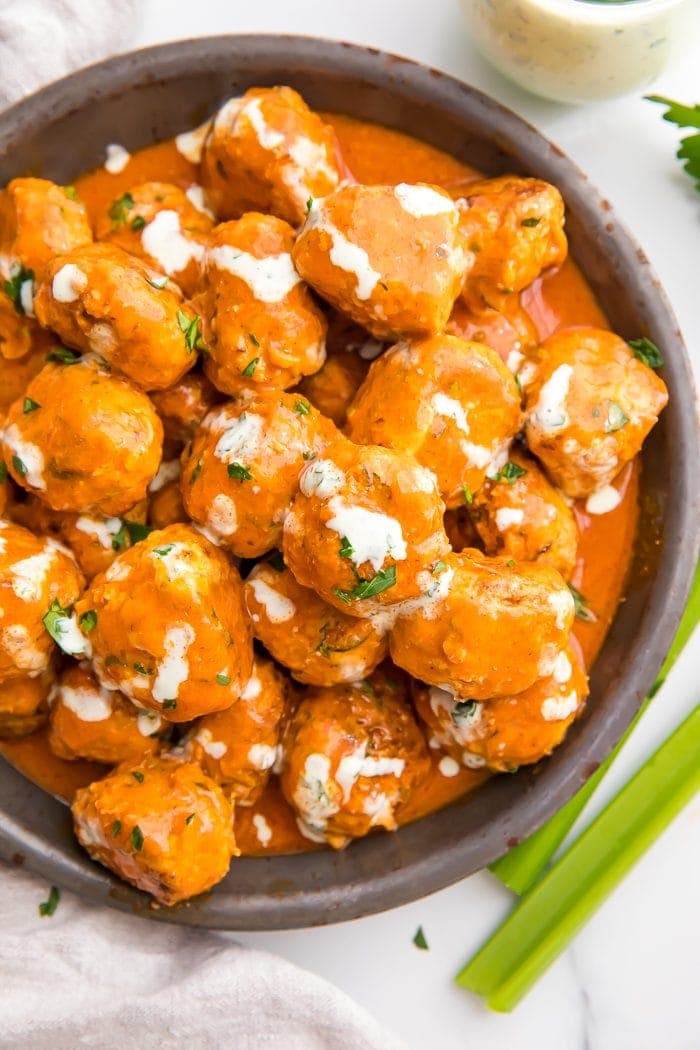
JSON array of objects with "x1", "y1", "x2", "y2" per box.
[
  {"x1": 131, "y1": 826, "x2": 144, "y2": 851},
  {"x1": 190, "y1": 458, "x2": 202, "y2": 484},
  {"x1": 11, "y1": 454, "x2": 27, "y2": 478},
  {"x1": 413, "y1": 925, "x2": 429, "y2": 950},
  {"x1": 153, "y1": 544, "x2": 175, "y2": 557},
  {"x1": 131, "y1": 215, "x2": 146, "y2": 231},
  {"x1": 0, "y1": 462, "x2": 7, "y2": 484},
  {"x1": 333, "y1": 564, "x2": 397, "y2": 604},
  {"x1": 604, "y1": 401, "x2": 629, "y2": 434},
  {"x1": 521, "y1": 217, "x2": 541, "y2": 228},
  {"x1": 493, "y1": 461, "x2": 527, "y2": 485},
  {"x1": 462, "y1": 483, "x2": 473, "y2": 505},
  {"x1": 177, "y1": 310, "x2": 206, "y2": 353},
  {"x1": 432, "y1": 560, "x2": 447, "y2": 575},
  {"x1": 22, "y1": 397, "x2": 40, "y2": 414},
  {"x1": 227, "y1": 462, "x2": 252, "y2": 481},
  {"x1": 79, "y1": 610, "x2": 97, "y2": 633},
  {"x1": 294, "y1": 399, "x2": 311, "y2": 416},
  {"x1": 3, "y1": 265, "x2": 34, "y2": 315},
  {"x1": 162, "y1": 698, "x2": 177, "y2": 710},
  {"x1": 38, "y1": 886, "x2": 60, "y2": 917},
  {"x1": 42, "y1": 599, "x2": 86, "y2": 655},
  {"x1": 131, "y1": 770, "x2": 145, "y2": 783},
  {"x1": 338, "y1": 536, "x2": 354, "y2": 560},
  {"x1": 46, "y1": 346, "x2": 80, "y2": 365},
  {"x1": 63, "y1": 186, "x2": 79, "y2": 201},
  {"x1": 242, "y1": 356, "x2": 260, "y2": 377},
  {"x1": 568, "y1": 583, "x2": 597, "y2": 623},
  {"x1": 109, "y1": 191, "x2": 134, "y2": 226},
  {"x1": 111, "y1": 519, "x2": 152, "y2": 551},
  {"x1": 629, "y1": 337, "x2": 664, "y2": 369},
  {"x1": 647, "y1": 95, "x2": 700, "y2": 193},
  {"x1": 216, "y1": 673, "x2": 231, "y2": 686},
  {"x1": 248, "y1": 332, "x2": 260, "y2": 347},
  {"x1": 111, "y1": 820, "x2": 122, "y2": 837},
  {"x1": 185, "y1": 813, "x2": 195, "y2": 825},
  {"x1": 133, "y1": 662, "x2": 153, "y2": 675}
]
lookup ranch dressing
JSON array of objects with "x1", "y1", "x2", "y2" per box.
[{"x1": 459, "y1": 0, "x2": 696, "y2": 103}]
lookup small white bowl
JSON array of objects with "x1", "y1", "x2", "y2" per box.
[{"x1": 459, "y1": 0, "x2": 698, "y2": 104}]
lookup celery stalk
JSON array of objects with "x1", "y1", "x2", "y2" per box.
[
  {"x1": 456, "y1": 704, "x2": 700, "y2": 1010},
  {"x1": 490, "y1": 560, "x2": 700, "y2": 895}
]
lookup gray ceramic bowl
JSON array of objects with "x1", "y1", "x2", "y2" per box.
[{"x1": 0, "y1": 36, "x2": 697, "y2": 930}]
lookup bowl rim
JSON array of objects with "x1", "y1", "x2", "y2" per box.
[{"x1": 0, "y1": 33, "x2": 698, "y2": 930}]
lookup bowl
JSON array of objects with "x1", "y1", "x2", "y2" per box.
[{"x1": 0, "y1": 35, "x2": 697, "y2": 930}]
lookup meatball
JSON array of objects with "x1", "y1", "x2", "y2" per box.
[
  {"x1": 184, "y1": 655, "x2": 290, "y2": 806},
  {"x1": 458, "y1": 175, "x2": 567, "y2": 303},
  {"x1": 181, "y1": 390, "x2": 337, "y2": 556},
  {"x1": 95, "y1": 181, "x2": 213, "y2": 295},
  {"x1": 72, "y1": 755, "x2": 237, "y2": 905},
  {"x1": 447, "y1": 297, "x2": 538, "y2": 370},
  {"x1": 470, "y1": 449, "x2": 578, "y2": 578},
  {"x1": 200, "y1": 86, "x2": 342, "y2": 226},
  {"x1": 293, "y1": 184, "x2": 469, "y2": 340},
  {"x1": 0, "y1": 667, "x2": 54, "y2": 738},
  {"x1": 244, "y1": 558, "x2": 389, "y2": 685},
  {"x1": 33, "y1": 242, "x2": 198, "y2": 392},
  {"x1": 0, "y1": 329, "x2": 53, "y2": 412},
  {"x1": 414, "y1": 646, "x2": 588, "y2": 772},
  {"x1": 389, "y1": 550, "x2": 574, "y2": 700},
  {"x1": 0, "y1": 521, "x2": 84, "y2": 682},
  {"x1": 74, "y1": 524, "x2": 253, "y2": 722},
  {"x1": 280, "y1": 674, "x2": 429, "y2": 847},
  {"x1": 523, "y1": 328, "x2": 668, "y2": 499},
  {"x1": 196, "y1": 213, "x2": 327, "y2": 394},
  {"x1": 0, "y1": 177, "x2": 92, "y2": 283},
  {"x1": 297, "y1": 316, "x2": 377, "y2": 426},
  {"x1": 150, "y1": 371, "x2": 222, "y2": 445},
  {"x1": 0, "y1": 292, "x2": 39, "y2": 365},
  {"x1": 1, "y1": 356, "x2": 163, "y2": 515},
  {"x1": 149, "y1": 478, "x2": 188, "y2": 529},
  {"x1": 48, "y1": 662, "x2": 165, "y2": 764},
  {"x1": 282, "y1": 439, "x2": 449, "y2": 617},
  {"x1": 346, "y1": 334, "x2": 522, "y2": 506}
]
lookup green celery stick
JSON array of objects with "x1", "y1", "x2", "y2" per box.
[
  {"x1": 457, "y1": 704, "x2": 700, "y2": 1010},
  {"x1": 490, "y1": 559, "x2": 700, "y2": 894}
]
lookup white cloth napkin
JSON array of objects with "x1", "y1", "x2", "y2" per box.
[{"x1": 0, "y1": 4, "x2": 406, "y2": 1047}]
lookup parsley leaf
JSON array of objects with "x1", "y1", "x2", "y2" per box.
[
  {"x1": 0, "y1": 461, "x2": 7, "y2": 484},
  {"x1": 131, "y1": 826, "x2": 144, "y2": 851},
  {"x1": 216, "y1": 673, "x2": 231, "y2": 686},
  {"x1": 432, "y1": 560, "x2": 447, "y2": 575},
  {"x1": 23, "y1": 397, "x2": 40, "y2": 414},
  {"x1": 247, "y1": 332, "x2": 260, "y2": 347},
  {"x1": 112, "y1": 519, "x2": 152, "y2": 551},
  {"x1": 189, "y1": 458, "x2": 203, "y2": 484},
  {"x1": 568, "y1": 583, "x2": 597, "y2": 623},
  {"x1": 153, "y1": 544, "x2": 175, "y2": 556},
  {"x1": 493, "y1": 460, "x2": 527, "y2": 485},
  {"x1": 79, "y1": 610, "x2": 97, "y2": 633},
  {"x1": 647, "y1": 95, "x2": 700, "y2": 192},
  {"x1": 242, "y1": 356, "x2": 260, "y2": 377},
  {"x1": 333, "y1": 564, "x2": 397, "y2": 604},
  {"x1": 38, "y1": 885, "x2": 60, "y2": 918},
  {"x1": 42, "y1": 600, "x2": 87, "y2": 655},
  {"x1": 11, "y1": 454, "x2": 27, "y2": 477},
  {"x1": 131, "y1": 215, "x2": 146, "y2": 231},
  {"x1": 177, "y1": 310, "x2": 206, "y2": 353},
  {"x1": 3, "y1": 265, "x2": 34, "y2": 315},
  {"x1": 521, "y1": 216, "x2": 541, "y2": 227},
  {"x1": 162, "y1": 698, "x2": 177, "y2": 710},
  {"x1": 109, "y1": 191, "x2": 134, "y2": 226},
  {"x1": 227, "y1": 462, "x2": 252, "y2": 481},
  {"x1": 413, "y1": 925, "x2": 429, "y2": 950},
  {"x1": 462, "y1": 483, "x2": 473, "y2": 505},
  {"x1": 131, "y1": 770, "x2": 145, "y2": 783},
  {"x1": 294, "y1": 399, "x2": 311, "y2": 416},
  {"x1": 63, "y1": 185, "x2": 79, "y2": 201},
  {"x1": 604, "y1": 401, "x2": 629, "y2": 434},
  {"x1": 185, "y1": 813, "x2": 195, "y2": 825},
  {"x1": 111, "y1": 820, "x2": 122, "y2": 837},
  {"x1": 629, "y1": 337, "x2": 664, "y2": 369},
  {"x1": 46, "y1": 346, "x2": 80, "y2": 365},
  {"x1": 338, "y1": 536, "x2": 354, "y2": 560}
]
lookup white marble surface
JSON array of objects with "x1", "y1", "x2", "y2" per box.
[{"x1": 95, "y1": 3, "x2": 700, "y2": 1047}]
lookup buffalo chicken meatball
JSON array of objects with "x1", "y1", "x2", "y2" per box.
[
  {"x1": 0, "y1": 328, "x2": 54, "y2": 411},
  {"x1": 469, "y1": 449, "x2": 579, "y2": 578},
  {"x1": 0, "y1": 521, "x2": 84, "y2": 682},
  {"x1": 458, "y1": 175, "x2": 567, "y2": 303},
  {"x1": 280, "y1": 674, "x2": 429, "y2": 847},
  {"x1": 196, "y1": 213, "x2": 327, "y2": 394},
  {"x1": 0, "y1": 177, "x2": 92, "y2": 283},
  {"x1": 0, "y1": 667, "x2": 54, "y2": 738},
  {"x1": 74, "y1": 524, "x2": 253, "y2": 722},
  {"x1": 72, "y1": 755, "x2": 237, "y2": 905},
  {"x1": 184, "y1": 655, "x2": 289, "y2": 806},
  {"x1": 523, "y1": 328, "x2": 668, "y2": 499},
  {"x1": 201, "y1": 86, "x2": 342, "y2": 226},
  {"x1": 181, "y1": 391, "x2": 337, "y2": 556},
  {"x1": 292, "y1": 184, "x2": 469, "y2": 340},
  {"x1": 389, "y1": 550, "x2": 574, "y2": 700},
  {"x1": 150, "y1": 371, "x2": 223, "y2": 445},
  {"x1": 244, "y1": 558, "x2": 389, "y2": 685},
  {"x1": 48, "y1": 662, "x2": 165, "y2": 764},
  {"x1": 346, "y1": 334, "x2": 522, "y2": 506},
  {"x1": 1, "y1": 356, "x2": 163, "y2": 515},
  {"x1": 414, "y1": 645, "x2": 588, "y2": 772},
  {"x1": 34, "y1": 242, "x2": 198, "y2": 391},
  {"x1": 283, "y1": 439, "x2": 450, "y2": 617},
  {"x1": 95, "y1": 181, "x2": 213, "y2": 295}
]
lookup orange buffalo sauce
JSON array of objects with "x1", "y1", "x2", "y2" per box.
[{"x1": 1, "y1": 112, "x2": 640, "y2": 857}]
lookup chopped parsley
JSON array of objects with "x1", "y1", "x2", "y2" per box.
[
  {"x1": 0, "y1": 461, "x2": 7, "y2": 484},
  {"x1": 111, "y1": 820, "x2": 122, "y2": 837},
  {"x1": 338, "y1": 536, "x2": 354, "y2": 560},
  {"x1": 185, "y1": 813, "x2": 195, "y2": 825},
  {"x1": 521, "y1": 216, "x2": 541, "y2": 228},
  {"x1": 568, "y1": 583, "x2": 597, "y2": 623},
  {"x1": 109, "y1": 191, "x2": 134, "y2": 226},
  {"x1": 306, "y1": 197, "x2": 314, "y2": 214},
  {"x1": 131, "y1": 826, "x2": 144, "y2": 851},
  {"x1": 46, "y1": 346, "x2": 80, "y2": 365},
  {"x1": 42, "y1": 599, "x2": 85, "y2": 655},
  {"x1": 105, "y1": 654, "x2": 126, "y2": 667},
  {"x1": 432, "y1": 560, "x2": 447, "y2": 575},
  {"x1": 462, "y1": 483, "x2": 473, "y2": 505},
  {"x1": 112, "y1": 519, "x2": 152, "y2": 551},
  {"x1": 177, "y1": 310, "x2": 206, "y2": 353},
  {"x1": 646, "y1": 95, "x2": 700, "y2": 193},
  {"x1": 216, "y1": 673, "x2": 231, "y2": 686},
  {"x1": 190, "y1": 458, "x2": 203, "y2": 484},
  {"x1": 506, "y1": 559, "x2": 516, "y2": 568},
  {"x1": 604, "y1": 401, "x2": 629, "y2": 434},
  {"x1": 3, "y1": 264, "x2": 34, "y2": 315},
  {"x1": 413, "y1": 925, "x2": 429, "y2": 951},
  {"x1": 162, "y1": 698, "x2": 177, "y2": 710},
  {"x1": 153, "y1": 543, "x2": 175, "y2": 557},
  {"x1": 247, "y1": 332, "x2": 260, "y2": 348},
  {"x1": 38, "y1": 885, "x2": 60, "y2": 918},
  {"x1": 133, "y1": 662, "x2": 153, "y2": 675},
  {"x1": 333, "y1": 564, "x2": 397, "y2": 604},
  {"x1": 242, "y1": 356, "x2": 260, "y2": 377},
  {"x1": 629, "y1": 337, "x2": 664, "y2": 370},
  {"x1": 11, "y1": 454, "x2": 27, "y2": 477},
  {"x1": 79, "y1": 610, "x2": 97, "y2": 633},
  {"x1": 493, "y1": 460, "x2": 527, "y2": 485},
  {"x1": 131, "y1": 770, "x2": 145, "y2": 784},
  {"x1": 452, "y1": 699, "x2": 478, "y2": 727},
  {"x1": 294, "y1": 399, "x2": 311, "y2": 416},
  {"x1": 130, "y1": 215, "x2": 146, "y2": 231},
  {"x1": 227, "y1": 462, "x2": 252, "y2": 481},
  {"x1": 22, "y1": 397, "x2": 40, "y2": 414},
  {"x1": 63, "y1": 185, "x2": 79, "y2": 201}
]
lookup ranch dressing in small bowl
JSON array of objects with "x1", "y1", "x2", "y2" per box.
[{"x1": 459, "y1": 0, "x2": 697, "y2": 104}]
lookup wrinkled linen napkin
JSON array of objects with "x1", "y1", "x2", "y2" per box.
[{"x1": 0, "y1": 4, "x2": 406, "y2": 1047}]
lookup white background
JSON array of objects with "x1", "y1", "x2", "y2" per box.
[{"x1": 130, "y1": 5, "x2": 700, "y2": 1048}]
